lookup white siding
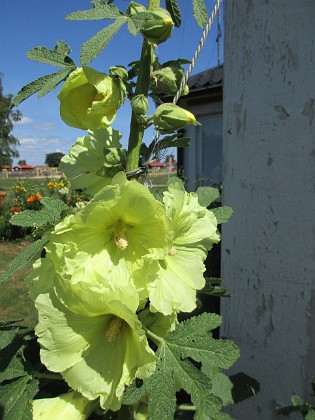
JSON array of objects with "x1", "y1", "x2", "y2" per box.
[{"x1": 221, "y1": 1, "x2": 315, "y2": 418}]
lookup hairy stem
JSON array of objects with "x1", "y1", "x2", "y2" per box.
[{"x1": 126, "y1": 0, "x2": 161, "y2": 173}]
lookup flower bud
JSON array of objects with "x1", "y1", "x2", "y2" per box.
[
  {"x1": 58, "y1": 66, "x2": 126, "y2": 130},
  {"x1": 109, "y1": 66, "x2": 129, "y2": 83},
  {"x1": 141, "y1": 8, "x2": 174, "y2": 44},
  {"x1": 131, "y1": 94, "x2": 149, "y2": 115},
  {"x1": 153, "y1": 103, "x2": 197, "y2": 133},
  {"x1": 126, "y1": 1, "x2": 146, "y2": 16}
]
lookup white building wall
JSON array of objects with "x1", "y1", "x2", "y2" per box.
[{"x1": 221, "y1": 1, "x2": 315, "y2": 418}]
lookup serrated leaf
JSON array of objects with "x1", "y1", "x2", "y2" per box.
[
  {"x1": 0, "y1": 236, "x2": 48, "y2": 285},
  {"x1": 123, "y1": 380, "x2": 148, "y2": 405},
  {"x1": 193, "y1": 0, "x2": 208, "y2": 28},
  {"x1": 27, "y1": 41, "x2": 75, "y2": 67},
  {"x1": 166, "y1": 0, "x2": 181, "y2": 27},
  {"x1": 196, "y1": 186, "x2": 220, "y2": 207},
  {"x1": 211, "y1": 207, "x2": 233, "y2": 224},
  {"x1": 199, "y1": 277, "x2": 230, "y2": 297},
  {"x1": 40, "y1": 196, "x2": 69, "y2": 212},
  {"x1": 128, "y1": 314, "x2": 239, "y2": 419},
  {"x1": 66, "y1": 1, "x2": 122, "y2": 20},
  {"x1": 0, "y1": 325, "x2": 20, "y2": 351},
  {"x1": 201, "y1": 366, "x2": 234, "y2": 406},
  {"x1": 176, "y1": 359, "x2": 222, "y2": 419},
  {"x1": 11, "y1": 196, "x2": 69, "y2": 228},
  {"x1": 153, "y1": 136, "x2": 191, "y2": 154},
  {"x1": 147, "y1": 346, "x2": 176, "y2": 419},
  {"x1": 167, "y1": 313, "x2": 239, "y2": 369},
  {"x1": 80, "y1": 17, "x2": 127, "y2": 65},
  {"x1": 13, "y1": 68, "x2": 74, "y2": 106},
  {"x1": 0, "y1": 376, "x2": 38, "y2": 420}
]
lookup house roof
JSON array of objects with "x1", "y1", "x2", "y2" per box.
[
  {"x1": 15, "y1": 164, "x2": 34, "y2": 169},
  {"x1": 148, "y1": 162, "x2": 166, "y2": 167},
  {"x1": 187, "y1": 64, "x2": 223, "y2": 94}
]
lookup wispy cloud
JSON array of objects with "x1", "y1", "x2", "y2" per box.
[{"x1": 16, "y1": 135, "x2": 74, "y2": 165}]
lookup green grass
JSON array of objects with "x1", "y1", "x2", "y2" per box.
[{"x1": 0, "y1": 241, "x2": 38, "y2": 328}]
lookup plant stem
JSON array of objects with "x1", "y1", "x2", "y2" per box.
[
  {"x1": 126, "y1": 0, "x2": 161, "y2": 173},
  {"x1": 143, "y1": 325, "x2": 164, "y2": 345},
  {"x1": 31, "y1": 371, "x2": 63, "y2": 380},
  {"x1": 177, "y1": 405, "x2": 197, "y2": 412}
]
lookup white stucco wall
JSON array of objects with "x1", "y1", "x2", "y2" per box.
[{"x1": 221, "y1": 1, "x2": 315, "y2": 418}]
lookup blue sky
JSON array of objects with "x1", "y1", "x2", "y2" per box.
[{"x1": 0, "y1": 0, "x2": 223, "y2": 166}]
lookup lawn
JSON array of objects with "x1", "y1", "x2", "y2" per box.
[{"x1": 0, "y1": 240, "x2": 37, "y2": 328}]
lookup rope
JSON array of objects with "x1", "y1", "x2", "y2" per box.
[
  {"x1": 150, "y1": 0, "x2": 222, "y2": 160},
  {"x1": 173, "y1": 0, "x2": 222, "y2": 105}
]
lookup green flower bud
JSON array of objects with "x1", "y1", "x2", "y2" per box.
[
  {"x1": 153, "y1": 103, "x2": 197, "y2": 133},
  {"x1": 109, "y1": 65, "x2": 129, "y2": 83},
  {"x1": 58, "y1": 66, "x2": 126, "y2": 130},
  {"x1": 126, "y1": 1, "x2": 146, "y2": 16},
  {"x1": 183, "y1": 84, "x2": 190, "y2": 95},
  {"x1": 141, "y1": 8, "x2": 174, "y2": 44},
  {"x1": 131, "y1": 94, "x2": 149, "y2": 115}
]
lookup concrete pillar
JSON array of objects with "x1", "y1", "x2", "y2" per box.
[{"x1": 221, "y1": 1, "x2": 315, "y2": 418}]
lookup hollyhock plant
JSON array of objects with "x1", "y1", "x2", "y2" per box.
[
  {"x1": 4, "y1": 2, "x2": 239, "y2": 418},
  {"x1": 46, "y1": 172, "x2": 173, "y2": 286},
  {"x1": 35, "y1": 280, "x2": 156, "y2": 411},
  {"x1": 60, "y1": 128, "x2": 126, "y2": 196},
  {"x1": 58, "y1": 66, "x2": 126, "y2": 130},
  {"x1": 147, "y1": 181, "x2": 220, "y2": 315},
  {"x1": 33, "y1": 391, "x2": 96, "y2": 420}
]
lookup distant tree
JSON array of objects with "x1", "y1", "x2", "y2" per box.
[
  {"x1": 164, "y1": 153, "x2": 175, "y2": 163},
  {"x1": 0, "y1": 74, "x2": 22, "y2": 167},
  {"x1": 45, "y1": 152, "x2": 65, "y2": 167},
  {"x1": 18, "y1": 159, "x2": 26, "y2": 165}
]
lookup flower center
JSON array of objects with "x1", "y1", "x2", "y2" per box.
[
  {"x1": 110, "y1": 220, "x2": 129, "y2": 250},
  {"x1": 168, "y1": 247, "x2": 177, "y2": 256},
  {"x1": 94, "y1": 92, "x2": 105, "y2": 101},
  {"x1": 105, "y1": 316, "x2": 125, "y2": 343},
  {"x1": 114, "y1": 232, "x2": 128, "y2": 250}
]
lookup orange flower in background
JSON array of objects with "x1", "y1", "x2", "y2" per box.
[
  {"x1": 10, "y1": 206, "x2": 21, "y2": 212},
  {"x1": 0, "y1": 193, "x2": 6, "y2": 198},
  {"x1": 27, "y1": 194, "x2": 43, "y2": 203}
]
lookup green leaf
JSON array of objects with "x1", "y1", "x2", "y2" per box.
[
  {"x1": 166, "y1": 0, "x2": 181, "y2": 27},
  {"x1": 199, "y1": 278, "x2": 230, "y2": 298},
  {"x1": 11, "y1": 196, "x2": 69, "y2": 229},
  {"x1": 167, "y1": 314, "x2": 239, "y2": 369},
  {"x1": 80, "y1": 17, "x2": 127, "y2": 65},
  {"x1": 147, "y1": 347, "x2": 177, "y2": 419},
  {"x1": 193, "y1": 0, "x2": 208, "y2": 28},
  {"x1": 0, "y1": 376, "x2": 38, "y2": 420},
  {"x1": 175, "y1": 359, "x2": 222, "y2": 419},
  {"x1": 211, "y1": 207, "x2": 233, "y2": 224},
  {"x1": 0, "y1": 236, "x2": 48, "y2": 285},
  {"x1": 196, "y1": 186, "x2": 220, "y2": 207},
  {"x1": 129, "y1": 314, "x2": 239, "y2": 419},
  {"x1": 13, "y1": 68, "x2": 74, "y2": 106},
  {"x1": 153, "y1": 135, "x2": 191, "y2": 154},
  {"x1": 27, "y1": 41, "x2": 75, "y2": 67},
  {"x1": 306, "y1": 410, "x2": 315, "y2": 420},
  {"x1": 123, "y1": 380, "x2": 147, "y2": 405},
  {"x1": 201, "y1": 366, "x2": 234, "y2": 407},
  {"x1": 66, "y1": 1, "x2": 122, "y2": 20}
]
